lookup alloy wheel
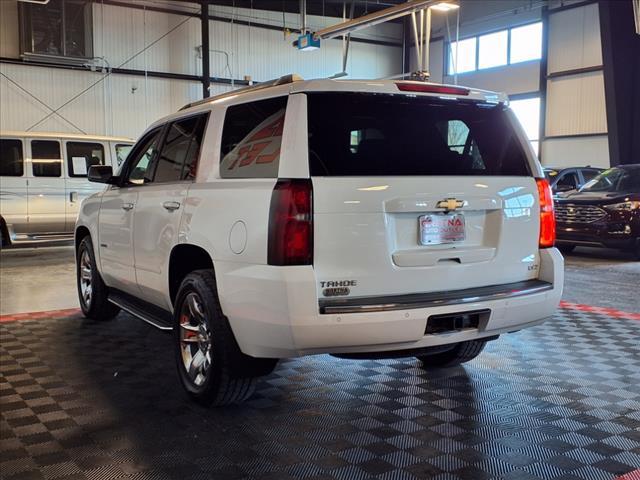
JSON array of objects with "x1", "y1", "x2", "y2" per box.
[
  {"x1": 79, "y1": 249, "x2": 93, "y2": 308},
  {"x1": 179, "y1": 292, "x2": 212, "y2": 387}
]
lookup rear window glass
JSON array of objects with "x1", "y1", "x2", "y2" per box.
[
  {"x1": 0, "y1": 139, "x2": 24, "y2": 176},
  {"x1": 220, "y1": 97, "x2": 286, "y2": 178},
  {"x1": 307, "y1": 93, "x2": 530, "y2": 177}
]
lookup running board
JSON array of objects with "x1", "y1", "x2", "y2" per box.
[{"x1": 108, "y1": 290, "x2": 173, "y2": 331}]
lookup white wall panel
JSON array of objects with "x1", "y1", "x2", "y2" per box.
[
  {"x1": 0, "y1": 1, "x2": 401, "y2": 141},
  {"x1": 443, "y1": 61, "x2": 540, "y2": 95},
  {"x1": 541, "y1": 135, "x2": 610, "y2": 168},
  {"x1": 548, "y1": 3, "x2": 602, "y2": 74},
  {"x1": 545, "y1": 71, "x2": 607, "y2": 136},
  {"x1": 93, "y1": 4, "x2": 199, "y2": 74},
  {"x1": 0, "y1": 63, "x2": 201, "y2": 139}
]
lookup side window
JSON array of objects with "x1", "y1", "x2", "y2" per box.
[
  {"x1": 67, "y1": 142, "x2": 105, "y2": 177},
  {"x1": 581, "y1": 169, "x2": 600, "y2": 184},
  {"x1": 124, "y1": 128, "x2": 163, "y2": 186},
  {"x1": 154, "y1": 114, "x2": 208, "y2": 183},
  {"x1": 0, "y1": 139, "x2": 24, "y2": 176},
  {"x1": 31, "y1": 140, "x2": 62, "y2": 177},
  {"x1": 220, "y1": 97, "x2": 287, "y2": 178},
  {"x1": 556, "y1": 171, "x2": 579, "y2": 190},
  {"x1": 115, "y1": 144, "x2": 133, "y2": 167}
]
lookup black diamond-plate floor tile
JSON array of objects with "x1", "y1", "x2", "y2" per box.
[{"x1": 1, "y1": 308, "x2": 639, "y2": 479}]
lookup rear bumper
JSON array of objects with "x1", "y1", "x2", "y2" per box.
[
  {"x1": 216, "y1": 248, "x2": 564, "y2": 358},
  {"x1": 319, "y1": 280, "x2": 553, "y2": 314}
]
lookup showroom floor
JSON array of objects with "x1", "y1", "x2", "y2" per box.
[{"x1": 1, "y1": 245, "x2": 639, "y2": 480}]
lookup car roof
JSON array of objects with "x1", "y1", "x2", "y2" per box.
[
  {"x1": 154, "y1": 75, "x2": 509, "y2": 135},
  {"x1": 0, "y1": 130, "x2": 134, "y2": 143},
  {"x1": 178, "y1": 75, "x2": 507, "y2": 114}
]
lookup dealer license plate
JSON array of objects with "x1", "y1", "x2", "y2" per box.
[{"x1": 419, "y1": 213, "x2": 466, "y2": 245}]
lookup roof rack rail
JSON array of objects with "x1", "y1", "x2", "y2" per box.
[{"x1": 180, "y1": 74, "x2": 304, "y2": 111}]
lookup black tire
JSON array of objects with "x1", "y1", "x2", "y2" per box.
[
  {"x1": 416, "y1": 339, "x2": 488, "y2": 368},
  {"x1": 558, "y1": 244, "x2": 575, "y2": 254},
  {"x1": 76, "y1": 236, "x2": 120, "y2": 320},
  {"x1": 173, "y1": 269, "x2": 278, "y2": 406}
]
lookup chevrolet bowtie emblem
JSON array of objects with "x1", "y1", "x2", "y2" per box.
[{"x1": 436, "y1": 198, "x2": 466, "y2": 211}]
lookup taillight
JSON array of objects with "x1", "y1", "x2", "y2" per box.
[
  {"x1": 396, "y1": 83, "x2": 470, "y2": 95},
  {"x1": 268, "y1": 179, "x2": 313, "y2": 265},
  {"x1": 536, "y1": 178, "x2": 556, "y2": 248}
]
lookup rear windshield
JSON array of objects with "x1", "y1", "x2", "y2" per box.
[{"x1": 307, "y1": 93, "x2": 531, "y2": 177}]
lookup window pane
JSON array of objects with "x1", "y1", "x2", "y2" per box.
[
  {"x1": 478, "y1": 30, "x2": 508, "y2": 69},
  {"x1": 448, "y1": 37, "x2": 477, "y2": 75},
  {"x1": 557, "y1": 172, "x2": 578, "y2": 189},
  {"x1": 510, "y1": 22, "x2": 542, "y2": 64},
  {"x1": 22, "y1": 0, "x2": 92, "y2": 58},
  {"x1": 67, "y1": 142, "x2": 104, "y2": 177},
  {"x1": 581, "y1": 169, "x2": 600, "y2": 182},
  {"x1": 510, "y1": 97, "x2": 540, "y2": 142},
  {"x1": 0, "y1": 139, "x2": 24, "y2": 176},
  {"x1": 26, "y1": 1, "x2": 63, "y2": 56},
  {"x1": 64, "y1": 0, "x2": 88, "y2": 57},
  {"x1": 31, "y1": 140, "x2": 62, "y2": 177},
  {"x1": 125, "y1": 129, "x2": 163, "y2": 185},
  {"x1": 220, "y1": 97, "x2": 287, "y2": 178},
  {"x1": 114, "y1": 144, "x2": 132, "y2": 167},
  {"x1": 307, "y1": 93, "x2": 530, "y2": 177},
  {"x1": 155, "y1": 114, "x2": 207, "y2": 183}
]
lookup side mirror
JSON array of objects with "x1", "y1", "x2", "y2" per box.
[{"x1": 88, "y1": 165, "x2": 117, "y2": 184}]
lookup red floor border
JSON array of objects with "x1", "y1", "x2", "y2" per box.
[
  {"x1": 1, "y1": 304, "x2": 639, "y2": 324},
  {"x1": 560, "y1": 301, "x2": 640, "y2": 321},
  {"x1": 0, "y1": 308, "x2": 81, "y2": 324},
  {"x1": 616, "y1": 470, "x2": 640, "y2": 480}
]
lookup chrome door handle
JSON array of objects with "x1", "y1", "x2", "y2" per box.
[
  {"x1": 122, "y1": 202, "x2": 134, "y2": 211},
  {"x1": 163, "y1": 201, "x2": 181, "y2": 211},
  {"x1": 70, "y1": 191, "x2": 78, "y2": 203}
]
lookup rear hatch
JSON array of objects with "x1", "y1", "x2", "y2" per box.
[{"x1": 306, "y1": 91, "x2": 541, "y2": 300}]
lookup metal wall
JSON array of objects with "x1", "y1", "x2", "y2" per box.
[
  {"x1": 0, "y1": 1, "x2": 402, "y2": 140},
  {"x1": 542, "y1": 2, "x2": 608, "y2": 168}
]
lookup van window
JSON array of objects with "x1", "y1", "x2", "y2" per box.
[
  {"x1": 115, "y1": 144, "x2": 132, "y2": 167},
  {"x1": 154, "y1": 114, "x2": 208, "y2": 183},
  {"x1": 67, "y1": 142, "x2": 105, "y2": 177},
  {"x1": 0, "y1": 139, "x2": 24, "y2": 176},
  {"x1": 220, "y1": 97, "x2": 286, "y2": 178},
  {"x1": 31, "y1": 140, "x2": 62, "y2": 177},
  {"x1": 307, "y1": 93, "x2": 530, "y2": 177},
  {"x1": 124, "y1": 128, "x2": 163, "y2": 185}
]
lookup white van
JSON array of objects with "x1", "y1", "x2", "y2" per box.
[{"x1": 0, "y1": 131, "x2": 133, "y2": 246}]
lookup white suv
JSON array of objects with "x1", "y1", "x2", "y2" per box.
[{"x1": 76, "y1": 75, "x2": 563, "y2": 406}]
